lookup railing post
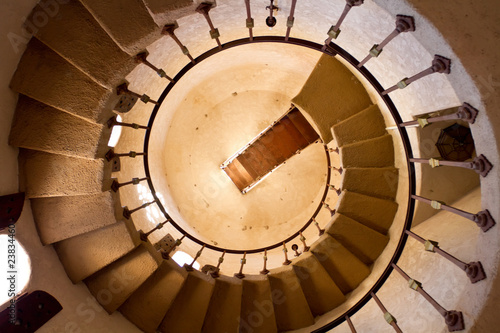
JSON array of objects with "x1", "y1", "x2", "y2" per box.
[
  {"x1": 162, "y1": 23, "x2": 196, "y2": 64},
  {"x1": 282, "y1": 242, "x2": 291, "y2": 265},
  {"x1": 312, "y1": 217, "x2": 325, "y2": 236},
  {"x1": 406, "y1": 230, "x2": 486, "y2": 283},
  {"x1": 299, "y1": 232, "x2": 310, "y2": 252},
  {"x1": 329, "y1": 166, "x2": 343, "y2": 174},
  {"x1": 244, "y1": 0, "x2": 254, "y2": 40},
  {"x1": 322, "y1": 201, "x2": 336, "y2": 216},
  {"x1": 392, "y1": 263, "x2": 465, "y2": 331},
  {"x1": 160, "y1": 235, "x2": 185, "y2": 260},
  {"x1": 345, "y1": 315, "x2": 357, "y2": 333},
  {"x1": 105, "y1": 148, "x2": 146, "y2": 162},
  {"x1": 285, "y1": 0, "x2": 298, "y2": 41},
  {"x1": 196, "y1": 2, "x2": 222, "y2": 50},
  {"x1": 107, "y1": 116, "x2": 150, "y2": 130},
  {"x1": 382, "y1": 55, "x2": 451, "y2": 95},
  {"x1": 123, "y1": 200, "x2": 157, "y2": 219},
  {"x1": 235, "y1": 252, "x2": 247, "y2": 279},
  {"x1": 210, "y1": 250, "x2": 226, "y2": 278},
  {"x1": 116, "y1": 83, "x2": 158, "y2": 105},
  {"x1": 111, "y1": 177, "x2": 149, "y2": 192},
  {"x1": 139, "y1": 220, "x2": 168, "y2": 242},
  {"x1": 371, "y1": 292, "x2": 403, "y2": 333},
  {"x1": 328, "y1": 147, "x2": 340, "y2": 154},
  {"x1": 411, "y1": 195, "x2": 495, "y2": 232},
  {"x1": 134, "y1": 51, "x2": 174, "y2": 82},
  {"x1": 410, "y1": 154, "x2": 493, "y2": 177},
  {"x1": 260, "y1": 249, "x2": 270, "y2": 275},
  {"x1": 323, "y1": 0, "x2": 364, "y2": 46},
  {"x1": 399, "y1": 103, "x2": 478, "y2": 128},
  {"x1": 328, "y1": 184, "x2": 342, "y2": 196},
  {"x1": 358, "y1": 15, "x2": 415, "y2": 68},
  {"x1": 185, "y1": 245, "x2": 205, "y2": 271}
]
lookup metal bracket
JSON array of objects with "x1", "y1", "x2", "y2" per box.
[
  {"x1": 465, "y1": 261, "x2": 486, "y2": 283},
  {"x1": 445, "y1": 310, "x2": 465, "y2": 332},
  {"x1": 0, "y1": 193, "x2": 25, "y2": 230},
  {"x1": 474, "y1": 209, "x2": 496, "y2": 232},
  {"x1": 114, "y1": 94, "x2": 138, "y2": 113}
]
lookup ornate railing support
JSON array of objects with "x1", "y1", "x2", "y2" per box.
[
  {"x1": 411, "y1": 195, "x2": 495, "y2": 232},
  {"x1": 260, "y1": 249, "x2": 270, "y2": 275},
  {"x1": 313, "y1": 217, "x2": 325, "y2": 236},
  {"x1": 323, "y1": 0, "x2": 364, "y2": 46},
  {"x1": 210, "y1": 250, "x2": 226, "y2": 278},
  {"x1": 329, "y1": 166, "x2": 343, "y2": 174},
  {"x1": 399, "y1": 103, "x2": 478, "y2": 128},
  {"x1": 139, "y1": 220, "x2": 169, "y2": 242},
  {"x1": 107, "y1": 116, "x2": 149, "y2": 130},
  {"x1": 382, "y1": 55, "x2": 451, "y2": 95},
  {"x1": 161, "y1": 235, "x2": 185, "y2": 260},
  {"x1": 328, "y1": 184, "x2": 342, "y2": 196},
  {"x1": 322, "y1": 201, "x2": 336, "y2": 216},
  {"x1": 162, "y1": 23, "x2": 196, "y2": 64},
  {"x1": 111, "y1": 177, "x2": 149, "y2": 192},
  {"x1": 282, "y1": 242, "x2": 291, "y2": 265},
  {"x1": 285, "y1": 0, "x2": 298, "y2": 41},
  {"x1": 235, "y1": 252, "x2": 247, "y2": 279},
  {"x1": 105, "y1": 148, "x2": 146, "y2": 162},
  {"x1": 299, "y1": 232, "x2": 310, "y2": 252},
  {"x1": 244, "y1": 0, "x2": 254, "y2": 40},
  {"x1": 328, "y1": 147, "x2": 340, "y2": 154},
  {"x1": 392, "y1": 264, "x2": 465, "y2": 331},
  {"x1": 185, "y1": 245, "x2": 205, "y2": 271},
  {"x1": 196, "y1": 2, "x2": 222, "y2": 50},
  {"x1": 116, "y1": 83, "x2": 158, "y2": 105},
  {"x1": 358, "y1": 15, "x2": 415, "y2": 68},
  {"x1": 134, "y1": 51, "x2": 174, "y2": 82},
  {"x1": 123, "y1": 200, "x2": 157, "y2": 219},
  {"x1": 371, "y1": 292, "x2": 403, "y2": 332},
  {"x1": 410, "y1": 154, "x2": 493, "y2": 177},
  {"x1": 406, "y1": 230, "x2": 486, "y2": 283},
  {"x1": 346, "y1": 315, "x2": 357, "y2": 333}
]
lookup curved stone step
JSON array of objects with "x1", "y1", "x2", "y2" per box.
[
  {"x1": 331, "y1": 104, "x2": 387, "y2": 147},
  {"x1": 336, "y1": 190, "x2": 398, "y2": 235},
  {"x1": 310, "y1": 234, "x2": 370, "y2": 295},
  {"x1": 292, "y1": 252, "x2": 346, "y2": 316},
  {"x1": 267, "y1": 265, "x2": 314, "y2": 331},
  {"x1": 81, "y1": 0, "x2": 161, "y2": 55},
  {"x1": 10, "y1": 37, "x2": 117, "y2": 123},
  {"x1": 158, "y1": 270, "x2": 215, "y2": 333},
  {"x1": 19, "y1": 149, "x2": 109, "y2": 198},
  {"x1": 9, "y1": 96, "x2": 109, "y2": 159},
  {"x1": 119, "y1": 260, "x2": 188, "y2": 333},
  {"x1": 240, "y1": 275, "x2": 278, "y2": 333},
  {"x1": 85, "y1": 245, "x2": 159, "y2": 314},
  {"x1": 26, "y1": 0, "x2": 137, "y2": 88},
  {"x1": 292, "y1": 54, "x2": 372, "y2": 143},
  {"x1": 30, "y1": 191, "x2": 120, "y2": 245},
  {"x1": 341, "y1": 167, "x2": 399, "y2": 200},
  {"x1": 340, "y1": 134, "x2": 395, "y2": 168},
  {"x1": 201, "y1": 275, "x2": 242, "y2": 333},
  {"x1": 325, "y1": 213, "x2": 389, "y2": 265},
  {"x1": 143, "y1": 0, "x2": 197, "y2": 25},
  {"x1": 54, "y1": 221, "x2": 137, "y2": 283}
]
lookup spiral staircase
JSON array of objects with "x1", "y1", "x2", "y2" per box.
[{"x1": 1, "y1": 0, "x2": 499, "y2": 332}]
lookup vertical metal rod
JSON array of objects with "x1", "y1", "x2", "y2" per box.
[
  {"x1": 235, "y1": 252, "x2": 247, "y2": 278},
  {"x1": 162, "y1": 24, "x2": 196, "y2": 64},
  {"x1": 107, "y1": 116, "x2": 149, "y2": 130},
  {"x1": 185, "y1": 245, "x2": 205, "y2": 271},
  {"x1": 244, "y1": 0, "x2": 254, "y2": 41},
  {"x1": 260, "y1": 249, "x2": 270, "y2": 275},
  {"x1": 282, "y1": 242, "x2": 291, "y2": 265},
  {"x1": 371, "y1": 292, "x2": 403, "y2": 333},
  {"x1": 312, "y1": 217, "x2": 325, "y2": 236},
  {"x1": 399, "y1": 103, "x2": 478, "y2": 128},
  {"x1": 123, "y1": 200, "x2": 157, "y2": 219},
  {"x1": 196, "y1": 3, "x2": 222, "y2": 50},
  {"x1": 139, "y1": 220, "x2": 169, "y2": 241},
  {"x1": 346, "y1": 315, "x2": 357, "y2": 333},
  {"x1": 409, "y1": 154, "x2": 493, "y2": 178},
  {"x1": 111, "y1": 177, "x2": 149, "y2": 192},
  {"x1": 134, "y1": 51, "x2": 174, "y2": 82},
  {"x1": 285, "y1": 0, "x2": 298, "y2": 41},
  {"x1": 210, "y1": 250, "x2": 226, "y2": 278}
]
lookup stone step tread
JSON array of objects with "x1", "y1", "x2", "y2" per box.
[
  {"x1": 240, "y1": 275, "x2": 278, "y2": 333},
  {"x1": 341, "y1": 167, "x2": 399, "y2": 200},
  {"x1": 340, "y1": 134, "x2": 395, "y2": 168},
  {"x1": 326, "y1": 213, "x2": 389, "y2": 265}
]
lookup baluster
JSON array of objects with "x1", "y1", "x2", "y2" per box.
[
  {"x1": 371, "y1": 292, "x2": 403, "y2": 333},
  {"x1": 328, "y1": 147, "x2": 340, "y2": 154},
  {"x1": 406, "y1": 230, "x2": 486, "y2": 283},
  {"x1": 134, "y1": 51, "x2": 174, "y2": 82},
  {"x1": 139, "y1": 220, "x2": 169, "y2": 242},
  {"x1": 358, "y1": 15, "x2": 415, "y2": 68},
  {"x1": 111, "y1": 177, "x2": 149, "y2": 192},
  {"x1": 345, "y1": 315, "x2": 357, "y2": 333},
  {"x1": 312, "y1": 217, "x2": 325, "y2": 236},
  {"x1": 410, "y1": 154, "x2": 493, "y2": 177},
  {"x1": 260, "y1": 249, "x2": 270, "y2": 275},
  {"x1": 107, "y1": 116, "x2": 150, "y2": 130},
  {"x1": 265, "y1": 0, "x2": 278, "y2": 27},
  {"x1": 162, "y1": 23, "x2": 196, "y2": 64},
  {"x1": 123, "y1": 199, "x2": 157, "y2": 219},
  {"x1": 323, "y1": 0, "x2": 364, "y2": 46},
  {"x1": 285, "y1": 0, "x2": 298, "y2": 41},
  {"x1": 235, "y1": 252, "x2": 247, "y2": 279},
  {"x1": 105, "y1": 148, "x2": 146, "y2": 162},
  {"x1": 161, "y1": 235, "x2": 185, "y2": 260},
  {"x1": 392, "y1": 263, "x2": 465, "y2": 331},
  {"x1": 329, "y1": 166, "x2": 343, "y2": 174},
  {"x1": 382, "y1": 55, "x2": 451, "y2": 95},
  {"x1": 411, "y1": 195, "x2": 495, "y2": 232},
  {"x1": 328, "y1": 184, "x2": 342, "y2": 196},
  {"x1": 196, "y1": 3, "x2": 222, "y2": 50},
  {"x1": 210, "y1": 250, "x2": 226, "y2": 278},
  {"x1": 322, "y1": 201, "x2": 336, "y2": 216},
  {"x1": 299, "y1": 232, "x2": 310, "y2": 252},
  {"x1": 185, "y1": 245, "x2": 205, "y2": 271},
  {"x1": 116, "y1": 83, "x2": 158, "y2": 105},
  {"x1": 399, "y1": 103, "x2": 478, "y2": 128},
  {"x1": 244, "y1": 0, "x2": 254, "y2": 40},
  {"x1": 282, "y1": 242, "x2": 291, "y2": 265}
]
